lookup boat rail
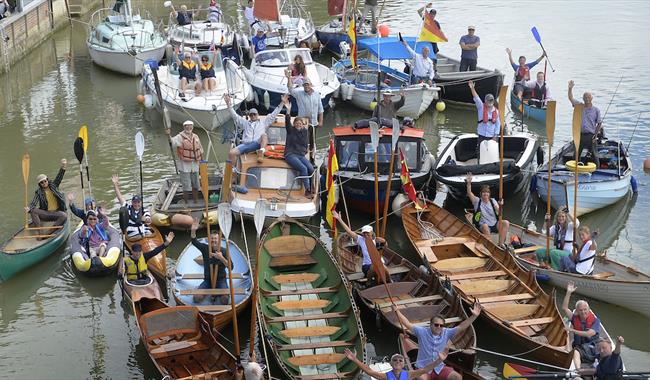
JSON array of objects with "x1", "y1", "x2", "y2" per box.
[{"x1": 88, "y1": 7, "x2": 164, "y2": 49}]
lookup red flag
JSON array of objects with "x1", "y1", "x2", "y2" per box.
[
  {"x1": 327, "y1": 0, "x2": 345, "y2": 16},
  {"x1": 400, "y1": 149, "x2": 422, "y2": 209},
  {"x1": 418, "y1": 12, "x2": 448, "y2": 43}
]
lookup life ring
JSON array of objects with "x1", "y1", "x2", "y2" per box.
[
  {"x1": 264, "y1": 145, "x2": 285, "y2": 159},
  {"x1": 565, "y1": 160, "x2": 597, "y2": 173}
]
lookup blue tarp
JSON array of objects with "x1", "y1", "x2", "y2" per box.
[{"x1": 357, "y1": 37, "x2": 436, "y2": 60}]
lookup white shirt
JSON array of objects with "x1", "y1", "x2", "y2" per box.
[
  {"x1": 524, "y1": 79, "x2": 552, "y2": 101},
  {"x1": 575, "y1": 240, "x2": 596, "y2": 275},
  {"x1": 356, "y1": 235, "x2": 373, "y2": 266},
  {"x1": 244, "y1": 6, "x2": 255, "y2": 26},
  {"x1": 289, "y1": 86, "x2": 323, "y2": 126},
  {"x1": 545, "y1": 219, "x2": 579, "y2": 252},
  {"x1": 405, "y1": 44, "x2": 434, "y2": 80},
  {"x1": 228, "y1": 105, "x2": 283, "y2": 143}
]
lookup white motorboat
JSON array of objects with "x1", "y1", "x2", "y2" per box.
[{"x1": 87, "y1": 0, "x2": 166, "y2": 76}]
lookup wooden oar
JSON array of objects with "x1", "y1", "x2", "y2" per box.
[
  {"x1": 370, "y1": 120, "x2": 380, "y2": 231},
  {"x1": 497, "y1": 85, "x2": 508, "y2": 244},
  {"x1": 531, "y1": 27, "x2": 554, "y2": 72},
  {"x1": 217, "y1": 202, "x2": 240, "y2": 359},
  {"x1": 248, "y1": 199, "x2": 266, "y2": 363},
  {"x1": 199, "y1": 162, "x2": 215, "y2": 286},
  {"x1": 73, "y1": 137, "x2": 86, "y2": 203},
  {"x1": 135, "y1": 131, "x2": 145, "y2": 199},
  {"x1": 149, "y1": 63, "x2": 179, "y2": 174},
  {"x1": 544, "y1": 101, "x2": 557, "y2": 262},
  {"x1": 22, "y1": 154, "x2": 30, "y2": 229},
  {"x1": 571, "y1": 104, "x2": 584, "y2": 256},
  {"x1": 380, "y1": 118, "x2": 400, "y2": 238},
  {"x1": 78, "y1": 125, "x2": 92, "y2": 197}
]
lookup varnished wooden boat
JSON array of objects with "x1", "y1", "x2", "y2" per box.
[
  {"x1": 150, "y1": 177, "x2": 222, "y2": 230},
  {"x1": 401, "y1": 200, "x2": 573, "y2": 369},
  {"x1": 118, "y1": 252, "x2": 163, "y2": 304},
  {"x1": 172, "y1": 237, "x2": 253, "y2": 331},
  {"x1": 133, "y1": 297, "x2": 237, "y2": 379},
  {"x1": 123, "y1": 224, "x2": 167, "y2": 282},
  {"x1": 258, "y1": 217, "x2": 365, "y2": 379},
  {"x1": 336, "y1": 233, "x2": 481, "y2": 378}
]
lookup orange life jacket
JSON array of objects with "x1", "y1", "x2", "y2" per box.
[
  {"x1": 482, "y1": 106, "x2": 498, "y2": 124},
  {"x1": 516, "y1": 65, "x2": 529, "y2": 81},
  {"x1": 264, "y1": 145, "x2": 285, "y2": 159},
  {"x1": 571, "y1": 310, "x2": 597, "y2": 331},
  {"x1": 176, "y1": 133, "x2": 203, "y2": 162}
]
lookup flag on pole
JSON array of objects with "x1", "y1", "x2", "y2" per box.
[
  {"x1": 418, "y1": 12, "x2": 448, "y2": 43},
  {"x1": 400, "y1": 149, "x2": 422, "y2": 209},
  {"x1": 347, "y1": 17, "x2": 357, "y2": 69},
  {"x1": 326, "y1": 138, "x2": 339, "y2": 235}
]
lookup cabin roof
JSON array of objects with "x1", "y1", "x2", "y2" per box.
[{"x1": 332, "y1": 126, "x2": 424, "y2": 139}]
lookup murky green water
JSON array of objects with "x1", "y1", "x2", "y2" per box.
[{"x1": 1, "y1": 0, "x2": 649, "y2": 378}]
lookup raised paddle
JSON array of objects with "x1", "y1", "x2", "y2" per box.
[
  {"x1": 78, "y1": 126, "x2": 92, "y2": 198},
  {"x1": 497, "y1": 85, "x2": 508, "y2": 245},
  {"x1": 217, "y1": 202, "x2": 240, "y2": 359},
  {"x1": 135, "y1": 131, "x2": 145, "y2": 199},
  {"x1": 571, "y1": 103, "x2": 584, "y2": 256},
  {"x1": 380, "y1": 118, "x2": 400, "y2": 238},
  {"x1": 22, "y1": 154, "x2": 30, "y2": 228},
  {"x1": 248, "y1": 199, "x2": 266, "y2": 364},
  {"x1": 370, "y1": 120, "x2": 380, "y2": 231},
  {"x1": 73, "y1": 137, "x2": 86, "y2": 203},
  {"x1": 544, "y1": 101, "x2": 557, "y2": 263},
  {"x1": 531, "y1": 27, "x2": 555, "y2": 72}
]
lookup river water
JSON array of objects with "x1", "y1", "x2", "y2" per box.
[{"x1": 1, "y1": 0, "x2": 649, "y2": 378}]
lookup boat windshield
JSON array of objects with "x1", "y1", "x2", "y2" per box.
[
  {"x1": 338, "y1": 140, "x2": 361, "y2": 170},
  {"x1": 255, "y1": 49, "x2": 313, "y2": 67},
  {"x1": 364, "y1": 141, "x2": 419, "y2": 169},
  {"x1": 266, "y1": 126, "x2": 287, "y2": 145},
  {"x1": 245, "y1": 167, "x2": 299, "y2": 190}
]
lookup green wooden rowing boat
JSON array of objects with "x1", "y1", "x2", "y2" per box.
[
  {"x1": 0, "y1": 220, "x2": 70, "y2": 282},
  {"x1": 258, "y1": 217, "x2": 366, "y2": 380}
]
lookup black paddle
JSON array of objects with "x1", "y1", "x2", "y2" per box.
[{"x1": 74, "y1": 137, "x2": 86, "y2": 201}]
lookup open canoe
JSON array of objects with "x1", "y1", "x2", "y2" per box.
[
  {"x1": 258, "y1": 217, "x2": 365, "y2": 379},
  {"x1": 123, "y1": 224, "x2": 167, "y2": 282},
  {"x1": 401, "y1": 200, "x2": 573, "y2": 369},
  {"x1": 133, "y1": 297, "x2": 237, "y2": 379},
  {"x1": 172, "y1": 238, "x2": 253, "y2": 331},
  {"x1": 0, "y1": 220, "x2": 70, "y2": 282},
  {"x1": 151, "y1": 177, "x2": 222, "y2": 230},
  {"x1": 510, "y1": 90, "x2": 547, "y2": 123},
  {"x1": 336, "y1": 233, "x2": 481, "y2": 378}
]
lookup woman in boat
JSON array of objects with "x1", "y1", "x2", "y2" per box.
[
  {"x1": 344, "y1": 348, "x2": 447, "y2": 380},
  {"x1": 287, "y1": 54, "x2": 307, "y2": 85},
  {"x1": 199, "y1": 49, "x2": 220, "y2": 95},
  {"x1": 559, "y1": 226, "x2": 597, "y2": 275},
  {"x1": 67, "y1": 192, "x2": 106, "y2": 225},
  {"x1": 534, "y1": 206, "x2": 579, "y2": 270},
  {"x1": 112, "y1": 174, "x2": 154, "y2": 241},
  {"x1": 80, "y1": 209, "x2": 110, "y2": 258},
  {"x1": 466, "y1": 173, "x2": 509, "y2": 247},
  {"x1": 281, "y1": 96, "x2": 314, "y2": 198}
]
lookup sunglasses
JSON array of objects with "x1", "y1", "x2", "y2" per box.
[
  {"x1": 432, "y1": 323, "x2": 444, "y2": 327},
  {"x1": 391, "y1": 358, "x2": 404, "y2": 362},
  {"x1": 39, "y1": 179, "x2": 48, "y2": 184},
  {"x1": 87, "y1": 217, "x2": 98, "y2": 221}
]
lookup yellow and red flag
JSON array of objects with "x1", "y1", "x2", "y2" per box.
[
  {"x1": 418, "y1": 12, "x2": 448, "y2": 43},
  {"x1": 400, "y1": 149, "x2": 422, "y2": 210},
  {"x1": 326, "y1": 138, "x2": 339, "y2": 235},
  {"x1": 347, "y1": 17, "x2": 357, "y2": 69}
]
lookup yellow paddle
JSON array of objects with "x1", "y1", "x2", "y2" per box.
[
  {"x1": 544, "y1": 101, "x2": 557, "y2": 262},
  {"x1": 22, "y1": 154, "x2": 30, "y2": 228},
  {"x1": 571, "y1": 104, "x2": 584, "y2": 256}
]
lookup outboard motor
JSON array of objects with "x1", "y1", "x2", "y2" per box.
[{"x1": 339, "y1": 41, "x2": 351, "y2": 58}]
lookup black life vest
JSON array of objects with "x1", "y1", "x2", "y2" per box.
[
  {"x1": 178, "y1": 60, "x2": 196, "y2": 79},
  {"x1": 199, "y1": 63, "x2": 215, "y2": 78},
  {"x1": 531, "y1": 82, "x2": 547, "y2": 102}
]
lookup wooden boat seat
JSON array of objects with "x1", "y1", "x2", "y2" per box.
[
  {"x1": 277, "y1": 340, "x2": 354, "y2": 351},
  {"x1": 269, "y1": 254, "x2": 317, "y2": 268},
  {"x1": 485, "y1": 303, "x2": 540, "y2": 320},
  {"x1": 150, "y1": 340, "x2": 204, "y2": 357},
  {"x1": 266, "y1": 310, "x2": 349, "y2": 323},
  {"x1": 176, "y1": 369, "x2": 230, "y2": 380},
  {"x1": 346, "y1": 264, "x2": 410, "y2": 281},
  {"x1": 434, "y1": 257, "x2": 487, "y2": 273},
  {"x1": 375, "y1": 294, "x2": 443, "y2": 309},
  {"x1": 196, "y1": 305, "x2": 233, "y2": 312},
  {"x1": 160, "y1": 182, "x2": 180, "y2": 211},
  {"x1": 514, "y1": 245, "x2": 543, "y2": 254},
  {"x1": 272, "y1": 272, "x2": 320, "y2": 284},
  {"x1": 264, "y1": 235, "x2": 317, "y2": 257},
  {"x1": 447, "y1": 270, "x2": 506, "y2": 281},
  {"x1": 179, "y1": 288, "x2": 246, "y2": 295},
  {"x1": 509, "y1": 317, "x2": 556, "y2": 327},
  {"x1": 181, "y1": 272, "x2": 244, "y2": 280},
  {"x1": 417, "y1": 245, "x2": 438, "y2": 263},
  {"x1": 287, "y1": 353, "x2": 346, "y2": 366},
  {"x1": 455, "y1": 279, "x2": 513, "y2": 295},
  {"x1": 280, "y1": 326, "x2": 340, "y2": 338},
  {"x1": 262, "y1": 286, "x2": 339, "y2": 297},
  {"x1": 272, "y1": 299, "x2": 331, "y2": 310},
  {"x1": 591, "y1": 271, "x2": 615, "y2": 279},
  {"x1": 295, "y1": 373, "x2": 354, "y2": 380},
  {"x1": 477, "y1": 293, "x2": 535, "y2": 303}
]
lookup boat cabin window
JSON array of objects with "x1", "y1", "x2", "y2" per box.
[
  {"x1": 255, "y1": 49, "x2": 313, "y2": 67},
  {"x1": 363, "y1": 141, "x2": 419, "y2": 169},
  {"x1": 245, "y1": 167, "x2": 299, "y2": 190},
  {"x1": 364, "y1": 143, "x2": 392, "y2": 164},
  {"x1": 338, "y1": 140, "x2": 361, "y2": 170}
]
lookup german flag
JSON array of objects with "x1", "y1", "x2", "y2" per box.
[
  {"x1": 326, "y1": 138, "x2": 339, "y2": 236},
  {"x1": 400, "y1": 149, "x2": 422, "y2": 210},
  {"x1": 347, "y1": 17, "x2": 357, "y2": 68},
  {"x1": 418, "y1": 12, "x2": 448, "y2": 43}
]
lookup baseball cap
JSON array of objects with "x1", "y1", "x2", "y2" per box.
[
  {"x1": 249, "y1": 108, "x2": 259, "y2": 115},
  {"x1": 36, "y1": 174, "x2": 47, "y2": 183},
  {"x1": 468, "y1": 25, "x2": 476, "y2": 30},
  {"x1": 132, "y1": 195, "x2": 142, "y2": 202},
  {"x1": 183, "y1": 120, "x2": 194, "y2": 126},
  {"x1": 84, "y1": 197, "x2": 94, "y2": 206},
  {"x1": 361, "y1": 225, "x2": 373, "y2": 233},
  {"x1": 382, "y1": 89, "x2": 394, "y2": 96},
  {"x1": 484, "y1": 94, "x2": 495, "y2": 102}
]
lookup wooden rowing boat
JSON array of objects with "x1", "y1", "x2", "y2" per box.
[
  {"x1": 504, "y1": 221, "x2": 650, "y2": 318},
  {"x1": 336, "y1": 233, "x2": 481, "y2": 378},
  {"x1": 258, "y1": 217, "x2": 365, "y2": 379},
  {"x1": 123, "y1": 224, "x2": 167, "y2": 282},
  {"x1": 0, "y1": 220, "x2": 70, "y2": 282},
  {"x1": 150, "y1": 177, "x2": 222, "y2": 230},
  {"x1": 118, "y1": 251, "x2": 163, "y2": 304},
  {"x1": 133, "y1": 297, "x2": 237, "y2": 379},
  {"x1": 401, "y1": 200, "x2": 573, "y2": 368},
  {"x1": 172, "y1": 237, "x2": 253, "y2": 331}
]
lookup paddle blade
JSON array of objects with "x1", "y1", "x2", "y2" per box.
[
  {"x1": 74, "y1": 137, "x2": 85, "y2": 163},
  {"x1": 22, "y1": 154, "x2": 30, "y2": 185},
  {"x1": 369, "y1": 121, "x2": 379, "y2": 149},
  {"x1": 135, "y1": 131, "x2": 145, "y2": 159},
  {"x1": 78, "y1": 125, "x2": 88, "y2": 152},
  {"x1": 545, "y1": 101, "x2": 557, "y2": 146},
  {"x1": 217, "y1": 202, "x2": 233, "y2": 238},
  {"x1": 531, "y1": 27, "x2": 541, "y2": 44},
  {"x1": 572, "y1": 103, "x2": 584, "y2": 152},
  {"x1": 253, "y1": 199, "x2": 266, "y2": 237},
  {"x1": 365, "y1": 235, "x2": 387, "y2": 284},
  {"x1": 391, "y1": 118, "x2": 400, "y2": 150},
  {"x1": 497, "y1": 85, "x2": 508, "y2": 130},
  {"x1": 199, "y1": 161, "x2": 209, "y2": 203},
  {"x1": 504, "y1": 362, "x2": 535, "y2": 379},
  {"x1": 118, "y1": 206, "x2": 130, "y2": 233}
]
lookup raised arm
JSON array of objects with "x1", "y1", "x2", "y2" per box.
[
  {"x1": 465, "y1": 173, "x2": 478, "y2": 204},
  {"x1": 332, "y1": 210, "x2": 357, "y2": 240},
  {"x1": 393, "y1": 306, "x2": 415, "y2": 333},
  {"x1": 408, "y1": 348, "x2": 449, "y2": 380},
  {"x1": 468, "y1": 80, "x2": 478, "y2": 98},
  {"x1": 416, "y1": 2, "x2": 433, "y2": 18},
  {"x1": 505, "y1": 48, "x2": 515, "y2": 67},
  {"x1": 568, "y1": 80, "x2": 577, "y2": 105},
  {"x1": 224, "y1": 94, "x2": 248, "y2": 125},
  {"x1": 112, "y1": 174, "x2": 126, "y2": 205},
  {"x1": 455, "y1": 303, "x2": 481, "y2": 333},
  {"x1": 53, "y1": 159, "x2": 67, "y2": 186},
  {"x1": 614, "y1": 336, "x2": 624, "y2": 355},
  {"x1": 561, "y1": 281, "x2": 576, "y2": 319},
  {"x1": 343, "y1": 349, "x2": 386, "y2": 380},
  {"x1": 262, "y1": 95, "x2": 287, "y2": 129}
]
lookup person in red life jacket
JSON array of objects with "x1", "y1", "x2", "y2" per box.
[
  {"x1": 468, "y1": 80, "x2": 500, "y2": 161},
  {"x1": 577, "y1": 336, "x2": 625, "y2": 380},
  {"x1": 466, "y1": 173, "x2": 510, "y2": 247},
  {"x1": 344, "y1": 347, "x2": 448, "y2": 380},
  {"x1": 522, "y1": 71, "x2": 552, "y2": 108},
  {"x1": 175, "y1": 50, "x2": 202, "y2": 100},
  {"x1": 562, "y1": 281, "x2": 602, "y2": 369},
  {"x1": 506, "y1": 47, "x2": 545, "y2": 99},
  {"x1": 170, "y1": 120, "x2": 204, "y2": 203}
]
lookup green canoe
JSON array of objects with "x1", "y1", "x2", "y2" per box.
[
  {"x1": 258, "y1": 217, "x2": 366, "y2": 379},
  {"x1": 0, "y1": 220, "x2": 70, "y2": 282}
]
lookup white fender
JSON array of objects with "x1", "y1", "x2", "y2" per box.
[
  {"x1": 391, "y1": 193, "x2": 409, "y2": 217},
  {"x1": 263, "y1": 90, "x2": 270, "y2": 110},
  {"x1": 144, "y1": 94, "x2": 154, "y2": 109},
  {"x1": 346, "y1": 83, "x2": 354, "y2": 101}
]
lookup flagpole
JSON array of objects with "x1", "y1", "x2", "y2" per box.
[{"x1": 409, "y1": 9, "x2": 427, "y2": 84}]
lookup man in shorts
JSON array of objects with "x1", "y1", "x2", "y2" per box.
[{"x1": 170, "y1": 120, "x2": 204, "y2": 203}]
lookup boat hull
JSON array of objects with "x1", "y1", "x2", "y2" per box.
[
  {"x1": 510, "y1": 91, "x2": 547, "y2": 123},
  {"x1": 123, "y1": 225, "x2": 167, "y2": 282},
  {"x1": 435, "y1": 56, "x2": 504, "y2": 105},
  {"x1": 88, "y1": 44, "x2": 166, "y2": 76}
]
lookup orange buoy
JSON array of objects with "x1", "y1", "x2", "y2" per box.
[
  {"x1": 136, "y1": 94, "x2": 145, "y2": 104},
  {"x1": 644, "y1": 158, "x2": 650, "y2": 172},
  {"x1": 378, "y1": 24, "x2": 390, "y2": 38}
]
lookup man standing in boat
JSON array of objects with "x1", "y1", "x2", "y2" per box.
[
  {"x1": 286, "y1": 73, "x2": 323, "y2": 128},
  {"x1": 506, "y1": 47, "x2": 545, "y2": 99},
  {"x1": 562, "y1": 281, "x2": 602, "y2": 369},
  {"x1": 360, "y1": 0, "x2": 379, "y2": 33},
  {"x1": 190, "y1": 219, "x2": 230, "y2": 304},
  {"x1": 465, "y1": 173, "x2": 510, "y2": 248},
  {"x1": 25, "y1": 158, "x2": 68, "y2": 236},
  {"x1": 372, "y1": 88, "x2": 406, "y2": 121},
  {"x1": 417, "y1": 4, "x2": 443, "y2": 56},
  {"x1": 112, "y1": 174, "x2": 155, "y2": 240},
  {"x1": 124, "y1": 232, "x2": 174, "y2": 285},
  {"x1": 468, "y1": 80, "x2": 499, "y2": 160},
  {"x1": 459, "y1": 26, "x2": 480, "y2": 72},
  {"x1": 400, "y1": 33, "x2": 435, "y2": 85},
  {"x1": 568, "y1": 80, "x2": 602, "y2": 167},
  {"x1": 394, "y1": 303, "x2": 482, "y2": 380},
  {"x1": 169, "y1": 120, "x2": 204, "y2": 204}
]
